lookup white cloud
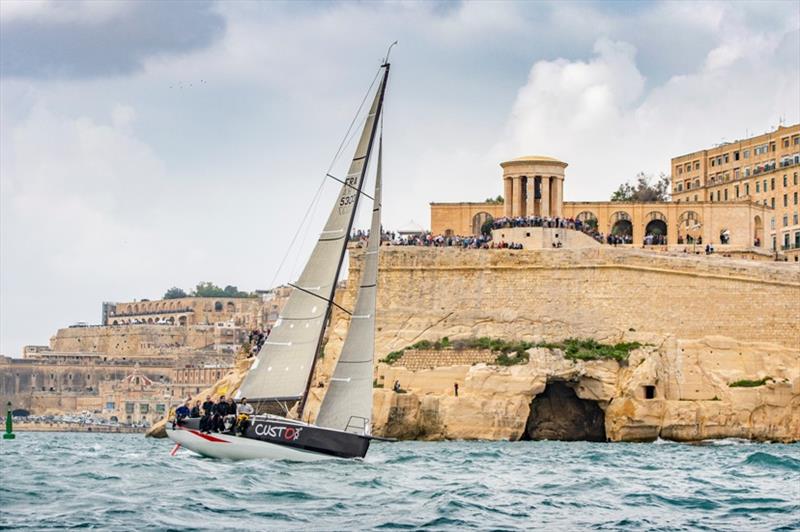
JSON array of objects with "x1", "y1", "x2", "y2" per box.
[
  {"x1": 0, "y1": 0, "x2": 130, "y2": 24},
  {"x1": 495, "y1": 21, "x2": 799, "y2": 202}
]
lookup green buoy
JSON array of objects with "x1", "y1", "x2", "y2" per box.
[{"x1": 3, "y1": 401, "x2": 15, "y2": 440}]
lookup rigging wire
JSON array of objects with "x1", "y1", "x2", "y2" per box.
[{"x1": 267, "y1": 66, "x2": 384, "y2": 289}]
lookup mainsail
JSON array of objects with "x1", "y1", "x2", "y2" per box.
[
  {"x1": 315, "y1": 137, "x2": 383, "y2": 434},
  {"x1": 237, "y1": 64, "x2": 390, "y2": 405}
]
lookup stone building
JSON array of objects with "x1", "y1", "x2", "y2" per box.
[
  {"x1": 671, "y1": 123, "x2": 799, "y2": 257},
  {"x1": 98, "y1": 369, "x2": 172, "y2": 426},
  {"x1": 431, "y1": 154, "x2": 771, "y2": 254},
  {"x1": 104, "y1": 296, "x2": 262, "y2": 328}
]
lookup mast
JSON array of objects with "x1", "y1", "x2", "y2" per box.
[
  {"x1": 298, "y1": 61, "x2": 391, "y2": 418},
  {"x1": 237, "y1": 59, "x2": 391, "y2": 411}
]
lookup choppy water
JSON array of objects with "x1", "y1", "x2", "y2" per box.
[{"x1": 1, "y1": 434, "x2": 798, "y2": 531}]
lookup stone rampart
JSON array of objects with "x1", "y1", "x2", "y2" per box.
[
  {"x1": 342, "y1": 247, "x2": 799, "y2": 357},
  {"x1": 49, "y1": 325, "x2": 216, "y2": 355}
]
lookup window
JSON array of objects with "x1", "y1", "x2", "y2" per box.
[
  {"x1": 685, "y1": 163, "x2": 691, "y2": 171},
  {"x1": 105, "y1": 402, "x2": 115, "y2": 410},
  {"x1": 794, "y1": 213, "x2": 799, "y2": 225},
  {"x1": 125, "y1": 402, "x2": 134, "y2": 414},
  {"x1": 677, "y1": 166, "x2": 683, "y2": 175},
  {"x1": 794, "y1": 192, "x2": 798, "y2": 205},
  {"x1": 724, "y1": 188, "x2": 728, "y2": 201},
  {"x1": 644, "y1": 385, "x2": 656, "y2": 399},
  {"x1": 784, "y1": 194, "x2": 788, "y2": 207},
  {"x1": 756, "y1": 182, "x2": 760, "y2": 193},
  {"x1": 734, "y1": 168, "x2": 740, "y2": 179},
  {"x1": 744, "y1": 149, "x2": 750, "y2": 158},
  {"x1": 794, "y1": 136, "x2": 800, "y2": 145},
  {"x1": 783, "y1": 215, "x2": 789, "y2": 227},
  {"x1": 784, "y1": 175, "x2": 788, "y2": 187},
  {"x1": 156, "y1": 404, "x2": 166, "y2": 414},
  {"x1": 771, "y1": 197, "x2": 775, "y2": 208},
  {"x1": 734, "y1": 151, "x2": 740, "y2": 161},
  {"x1": 784, "y1": 139, "x2": 790, "y2": 148},
  {"x1": 745, "y1": 167, "x2": 751, "y2": 177},
  {"x1": 140, "y1": 403, "x2": 149, "y2": 414},
  {"x1": 755, "y1": 144, "x2": 769, "y2": 155},
  {"x1": 745, "y1": 183, "x2": 750, "y2": 195},
  {"x1": 694, "y1": 194, "x2": 699, "y2": 201},
  {"x1": 771, "y1": 177, "x2": 775, "y2": 190},
  {"x1": 795, "y1": 172, "x2": 798, "y2": 185},
  {"x1": 694, "y1": 161, "x2": 700, "y2": 170},
  {"x1": 710, "y1": 158, "x2": 715, "y2": 167},
  {"x1": 724, "y1": 154, "x2": 729, "y2": 163},
  {"x1": 784, "y1": 233, "x2": 790, "y2": 247},
  {"x1": 764, "y1": 179, "x2": 768, "y2": 191},
  {"x1": 735, "y1": 185, "x2": 739, "y2": 197},
  {"x1": 771, "y1": 217, "x2": 776, "y2": 230}
]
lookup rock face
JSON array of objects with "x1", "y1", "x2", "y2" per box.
[
  {"x1": 370, "y1": 337, "x2": 799, "y2": 443},
  {"x1": 525, "y1": 382, "x2": 605, "y2": 441}
]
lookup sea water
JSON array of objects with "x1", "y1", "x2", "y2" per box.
[{"x1": 1, "y1": 434, "x2": 798, "y2": 531}]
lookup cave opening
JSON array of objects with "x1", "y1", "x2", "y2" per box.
[{"x1": 524, "y1": 381, "x2": 606, "y2": 441}]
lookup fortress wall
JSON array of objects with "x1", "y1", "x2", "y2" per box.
[
  {"x1": 49, "y1": 326, "x2": 215, "y2": 355},
  {"x1": 339, "y1": 247, "x2": 799, "y2": 356}
]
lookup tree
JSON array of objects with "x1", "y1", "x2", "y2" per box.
[
  {"x1": 484, "y1": 195, "x2": 504, "y2": 204},
  {"x1": 191, "y1": 281, "x2": 251, "y2": 298},
  {"x1": 163, "y1": 287, "x2": 188, "y2": 299},
  {"x1": 611, "y1": 172, "x2": 671, "y2": 202}
]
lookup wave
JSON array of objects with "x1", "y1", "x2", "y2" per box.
[{"x1": 742, "y1": 452, "x2": 800, "y2": 471}]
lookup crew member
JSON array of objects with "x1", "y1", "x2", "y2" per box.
[
  {"x1": 236, "y1": 397, "x2": 254, "y2": 436},
  {"x1": 175, "y1": 401, "x2": 191, "y2": 425}
]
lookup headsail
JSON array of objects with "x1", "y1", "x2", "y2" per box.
[
  {"x1": 315, "y1": 137, "x2": 383, "y2": 434},
  {"x1": 237, "y1": 63, "x2": 390, "y2": 406}
]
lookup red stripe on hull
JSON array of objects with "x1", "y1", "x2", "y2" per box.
[{"x1": 179, "y1": 426, "x2": 230, "y2": 443}]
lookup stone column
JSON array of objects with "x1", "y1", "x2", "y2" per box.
[
  {"x1": 553, "y1": 177, "x2": 563, "y2": 217},
  {"x1": 526, "y1": 177, "x2": 536, "y2": 217},
  {"x1": 540, "y1": 176, "x2": 550, "y2": 217},
  {"x1": 503, "y1": 177, "x2": 513, "y2": 218},
  {"x1": 512, "y1": 176, "x2": 522, "y2": 217}
]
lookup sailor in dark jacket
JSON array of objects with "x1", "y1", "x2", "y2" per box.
[
  {"x1": 212, "y1": 396, "x2": 228, "y2": 432},
  {"x1": 175, "y1": 401, "x2": 191, "y2": 426}
]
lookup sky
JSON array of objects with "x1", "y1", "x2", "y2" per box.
[{"x1": 1, "y1": 0, "x2": 798, "y2": 357}]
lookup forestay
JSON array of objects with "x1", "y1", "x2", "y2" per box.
[
  {"x1": 237, "y1": 69, "x2": 389, "y2": 404},
  {"x1": 315, "y1": 138, "x2": 383, "y2": 434}
]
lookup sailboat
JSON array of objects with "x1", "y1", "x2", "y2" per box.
[{"x1": 165, "y1": 53, "x2": 391, "y2": 461}]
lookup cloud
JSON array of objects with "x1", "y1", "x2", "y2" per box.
[
  {"x1": 495, "y1": 19, "x2": 800, "y2": 202},
  {"x1": 0, "y1": 0, "x2": 224, "y2": 79}
]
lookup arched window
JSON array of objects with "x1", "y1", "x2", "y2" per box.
[
  {"x1": 576, "y1": 211, "x2": 598, "y2": 229},
  {"x1": 471, "y1": 212, "x2": 494, "y2": 235},
  {"x1": 226, "y1": 301, "x2": 236, "y2": 313},
  {"x1": 677, "y1": 211, "x2": 702, "y2": 243},
  {"x1": 610, "y1": 211, "x2": 632, "y2": 236},
  {"x1": 214, "y1": 301, "x2": 223, "y2": 312},
  {"x1": 644, "y1": 211, "x2": 668, "y2": 237}
]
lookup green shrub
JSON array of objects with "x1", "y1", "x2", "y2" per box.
[
  {"x1": 729, "y1": 377, "x2": 772, "y2": 388},
  {"x1": 379, "y1": 350, "x2": 405, "y2": 365}
]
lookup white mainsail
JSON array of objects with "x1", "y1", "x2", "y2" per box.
[
  {"x1": 315, "y1": 137, "x2": 383, "y2": 433},
  {"x1": 237, "y1": 66, "x2": 389, "y2": 404}
]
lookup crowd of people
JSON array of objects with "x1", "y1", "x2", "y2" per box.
[
  {"x1": 246, "y1": 329, "x2": 269, "y2": 358},
  {"x1": 175, "y1": 395, "x2": 255, "y2": 436},
  {"x1": 351, "y1": 229, "x2": 524, "y2": 249}
]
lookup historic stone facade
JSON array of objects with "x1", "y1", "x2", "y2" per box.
[
  {"x1": 430, "y1": 154, "x2": 773, "y2": 255},
  {"x1": 671, "y1": 123, "x2": 800, "y2": 257}
]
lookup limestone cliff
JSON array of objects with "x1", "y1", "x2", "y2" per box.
[{"x1": 371, "y1": 336, "x2": 799, "y2": 443}]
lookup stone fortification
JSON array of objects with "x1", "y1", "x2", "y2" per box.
[
  {"x1": 48, "y1": 325, "x2": 217, "y2": 356},
  {"x1": 347, "y1": 247, "x2": 799, "y2": 355},
  {"x1": 149, "y1": 246, "x2": 799, "y2": 441}
]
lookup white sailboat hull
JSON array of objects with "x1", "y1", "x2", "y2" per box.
[{"x1": 166, "y1": 424, "x2": 337, "y2": 462}]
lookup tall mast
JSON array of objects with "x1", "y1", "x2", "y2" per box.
[{"x1": 298, "y1": 61, "x2": 391, "y2": 418}]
